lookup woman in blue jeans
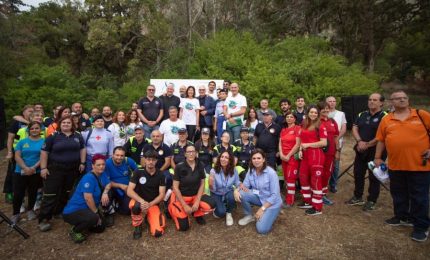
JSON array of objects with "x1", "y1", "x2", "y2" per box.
[
  {"x1": 234, "y1": 149, "x2": 282, "y2": 234},
  {"x1": 209, "y1": 151, "x2": 240, "y2": 226}
]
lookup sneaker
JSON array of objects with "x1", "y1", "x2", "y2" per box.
[
  {"x1": 384, "y1": 217, "x2": 413, "y2": 227},
  {"x1": 5, "y1": 193, "x2": 13, "y2": 204},
  {"x1": 20, "y1": 203, "x2": 26, "y2": 214},
  {"x1": 297, "y1": 202, "x2": 312, "y2": 209},
  {"x1": 195, "y1": 216, "x2": 206, "y2": 225},
  {"x1": 346, "y1": 196, "x2": 365, "y2": 206},
  {"x1": 305, "y1": 208, "x2": 322, "y2": 216},
  {"x1": 411, "y1": 230, "x2": 429, "y2": 242},
  {"x1": 104, "y1": 214, "x2": 114, "y2": 227},
  {"x1": 27, "y1": 210, "x2": 37, "y2": 221},
  {"x1": 133, "y1": 225, "x2": 142, "y2": 240},
  {"x1": 238, "y1": 215, "x2": 255, "y2": 226},
  {"x1": 213, "y1": 211, "x2": 220, "y2": 219},
  {"x1": 323, "y1": 196, "x2": 334, "y2": 206},
  {"x1": 362, "y1": 201, "x2": 376, "y2": 211},
  {"x1": 226, "y1": 213, "x2": 233, "y2": 226},
  {"x1": 38, "y1": 220, "x2": 52, "y2": 232},
  {"x1": 69, "y1": 227, "x2": 86, "y2": 243},
  {"x1": 11, "y1": 214, "x2": 20, "y2": 225}
]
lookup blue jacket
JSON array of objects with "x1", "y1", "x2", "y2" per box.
[{"x1": 198, "y1": 95, "x2": 216, "y2": 126}]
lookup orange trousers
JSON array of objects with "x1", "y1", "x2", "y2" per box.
[
  {"x1": 129, "y1": 199, "x2": 165, "y2": 237},
  {"x1": 168, "y1": 192, "x2": 214, "y2": 231}
]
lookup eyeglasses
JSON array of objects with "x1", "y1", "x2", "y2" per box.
[
  {"x1": 29, "y1": 127, "x2": 40, "y2": 130},
  {"x1": 148, "y1": 89, "x2": 155, "y2": 92},
  {"x1": 186, "y1": 150, "x2": 196, "y2": 154}
]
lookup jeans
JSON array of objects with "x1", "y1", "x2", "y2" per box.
[
  {"x1": 239, "y1": 190, "x2": 281, "y2": 234},
  {"x1": 227, "y1": 125, "x2": 241, "y2": 144},
  {"x1": 329, "y1": 159, "x2": 340, "y2": 190},
  {"x1": 389, "y1": 170, "x2": 430, "y2": 232},
  {"x1": 210, "y1": 191, "x2": 236, "y2": 217},
  {"x1": 142, "y1": 123, "x2": 159, "y2": 140},
  {"x1": 216, "y1": 115, "x2": 225, "y2": 144}
]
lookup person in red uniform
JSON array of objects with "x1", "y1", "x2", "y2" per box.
[
  {"x1": 318, "y1": 101, "x2": 339, "y2": 206},
  {"x1": 279, "y1": 111, "x2": 301, "y2": 207},
  {"x1": 298, "y1": 105, "x2": 327, "y2": 215}
]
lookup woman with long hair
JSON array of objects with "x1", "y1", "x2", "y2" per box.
[
  {"x1": 297, "y1": 105, "x2": 327, "y2": 215},
  {"x1": 234, "y1": 149, "x2": 282, "y2": 234},
  {"x1": 179, "y1": 86, "x2": 200, "y2": 141},
  {"x1": 125, "y1": 109, "x2": 143, "y2": 138},
  {"x1": 108, "y1": 110, "x2": 128, "y2": 147},
  {"x1": 209, "y1": 151, "x2": 240, "y2": 226},
  {"x1": 244, "y1": 106, "x2": 259, "y2": 142},
  {"x1": 279, "y1": 111, "x2": 301, "y2": 207},
  {"x1": 47, "y1": 107, "x2": 71, "y2": 136}
]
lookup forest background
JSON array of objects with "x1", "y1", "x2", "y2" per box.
[{"x1": 1, "y1": 0, "x2": 429, "y2": 119}]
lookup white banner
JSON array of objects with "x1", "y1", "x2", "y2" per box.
[{"x1": 149, "y1": 79, "x2": 224, "y2": 97}]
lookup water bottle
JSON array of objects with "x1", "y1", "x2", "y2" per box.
[{"x1": 369, "y1": 161, "x2": 389, "y2": 183}]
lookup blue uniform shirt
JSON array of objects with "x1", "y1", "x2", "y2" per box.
[
  {"x1": 243, "y1": 167, "x2": 282, "y2": 208},
  {"x1": 14, "y1": 138, "x2": 44, "y2": 174},
  {"x1": 104, "y1": 157, "x2": 138, "y2": 185},
  {"x1": 209, "y1": 168, "x2": 240, "y2": 196},
  {"x1": 63, "y1": 173, "x2": 103, "y2": 214}
]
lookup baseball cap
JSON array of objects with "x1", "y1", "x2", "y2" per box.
[
  {"x1": 178, "y1": 128, "x2": 187, "y2": 134},
  {"x1": 201, "y1": 127, "x2": 210, "y2": 134},
  {"x1": 240, "y1": 126, "x2": 249, "y2": 132}
]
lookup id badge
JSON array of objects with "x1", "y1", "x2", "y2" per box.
[{"x1": 252, "y1": 189, "x2": 260, "y2": 195}]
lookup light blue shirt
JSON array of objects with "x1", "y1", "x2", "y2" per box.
[
  {"x1": 210, "y1": 168, "x2": 240, "y2": 196},
  {"x1": 243, "y1": 167, "x2": 282, "y2": 208},
  {"x1": 82, "y1": 128, "x2": 114, "y2": 157}
]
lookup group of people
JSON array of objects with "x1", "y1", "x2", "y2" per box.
[{"x1": 3, "y1": 80, "x2": 430, "y2": 243}]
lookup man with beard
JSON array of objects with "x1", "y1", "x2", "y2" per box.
[
  {"x1": 71, "y1": 102, "x2": 91, "y2": 131},
  {"x1": 275, "y1": 99, "x2": 292, "y2": 126},
  {"x1": 102, "y1": 106, "x2": 113, "y2": 129}
]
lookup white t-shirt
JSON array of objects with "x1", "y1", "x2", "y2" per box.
[
  {"x1": 107, "y1": 123, "x2": 127, "y2": 147},
  {"x1": 159, "y1": 118, "x2": 186, "y2": 146},
  {"x1": 125, "y1": 122, "x2": 143, "y2": 137},
  {"x1": 180, "y1": 98, "x2": 200, "y2": 125},
  {"x1": 208, "y1": 91, "x2": 218, "y2": 101},
  {"x1": 225, "y1": 93, "x2": 247, "y2": 122},
  {"x1": 329, "y1": 109, "x2": 347, "y2": 147}
]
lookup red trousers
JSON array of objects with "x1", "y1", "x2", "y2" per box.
[
  {"x1": 281, "y1": 157, "x2": 299, "y2": 205},
  {"x1": 322, "y1": 153, "x2": 335, "y2": 195},
  {"x1": 129, "y1": 199, "x2": 166, "y2": 237},
  {"x1": 299, "y1": 149, "x2": 325, "y2": 211},
  {"x1": 168, "y1": 192, "x2": 214, "y2": 231}
]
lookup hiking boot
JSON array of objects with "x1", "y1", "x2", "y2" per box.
[
  {"x1": 411, "y1": 230, "x2": 429, "y2": 242},
  {"x1": 5, "y1": 193, "x2": 13, "y2": 204},
  {"x1": 346, "y1": 196, "x2": 365, "y2": 206},
  {"x1": 362, "y1": 201, "x2": 376, "y2": 211},
  {"x1": 238, "y1": 215, "x2": 255, "y2": 226},
  {"x1": 195, "y1": 216, "x2": 206, "y2": 225},
  {"x1": 133, "y1": 225, "x2": 142, "y2": 240},
  {"x1": 104, "y1": 214, "x2": 114, "y2": 227},
  {"x1": 297, "y1": 202, "x2": 312, "y2": 209},
  {"x1": 323, "y1": 196, "x2": 334, "y2": 206},
  {"x1": 27, "y1": 210, "x2": 37, "y2": 221},
  {"x1": 38, "y1": 220, "x2": 52, "y2": 232},
  {"x1": 226, "y1": 213, "x2": 234, "y2": 226},
  {"x1": 69, "y1": 227, "x2": 86, "y2": 243},
  {"x1": 11, "y1": 214, "x2": 20, "y2": 225},
  {"x1": 305, "y1": 208, "x2": 322, "y2": 216},
  {"x1": 384, "y1": 217, "x2": 413, "y2": 227}
]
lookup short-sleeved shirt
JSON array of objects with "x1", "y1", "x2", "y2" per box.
[
  {"x1": 233, "y1": 139, "x2": 255, "y2": 166},
  {"x1": 280, "y1": 125, "x2": 301, "y2": 154},
  {"x1": 256, "y1": 109, "x2": 277, "y2": 120},
  {"x1": 63, "y1": 173, "x2": 102, "y2": 214},
  {"x1": 225, "y1": 94, "x2": 247, "y2": 123},
  {"x1": 142, "y1": 143, "x2": 172, "y2": 169},
  {"x1": 375, "y1": 109, "x2": 430, "y2": 171},
  {"x1": 42, "y1": 132, "x2": 85, "y2": 164},
  {"x1": 354, "y1": 110, "x2": 387, "y2": 142},
  {"x1": 171, "y1": 141, "x2": 193, "y2": 165},
  {"x1": 180, "y1": 98, "x2": 200, "y2": 125},
  {"x1": 329, "y1": 110, "x2": 347, "y2": 146},
  {"x1": 104, "y1": 157, "x2": 138, "y2": 185},
  {"x1": 254, "y1": 122, "x2": 281, "y2": 153},
  {"x1": 214, "y1": 100, "x2": 225, "y2": 118},
  {"x1": 14, "y1": 138, "x2": 44, "y2": 174},
  {"x1": 159, "y1": 94, "x2": 181, "y2": 120},
  {"x1": 194, "y1": 140, "x2": 215, "y2": 166},
  {"x1": 299, "y1": 126, "x2": 328, "y2": 145},
  {"x1": 130, "y1": 168, "x2": 165, "y2": 202},
  {"x1": 124, "y1": 137, "x2": 150, "y2": 165},
  {"x1": 159, "y1": 118, "x2": 186, "y2": 146},
  {"x1": 9, "y1": 120, "x2": 28, "y2": 149},
  {"x1": 138, "y1": 96, "x2": 164, "y2": 122},
  {"x1": 173, "y1": 161, "x2": 206, "y2": 196},
  {"x1": 320, "y1": 118, "x2": 339, "y2": 155}
]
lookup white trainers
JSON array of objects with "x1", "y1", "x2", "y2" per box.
[
  {"x1": 27, "y1": 210, "x2": 37, "y2": 221},
  {"x1": 226, "y1": 213, "x2": 234, "y2": 226},
  {"x1": 238, "y1": 215, "x2": 255, "y2": 226}
]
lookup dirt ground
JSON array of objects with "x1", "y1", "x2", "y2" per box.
[{"x1": 0, "y1": 132, "x2": 429, "y2": 259}]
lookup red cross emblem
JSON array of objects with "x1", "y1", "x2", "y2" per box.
[{"x1": 96, "y1": 135, "x2": 101, "y2": 140}]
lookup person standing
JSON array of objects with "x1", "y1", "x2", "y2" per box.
[
  {"x1": 123, "y1": 126, "x2": 151, "y2": 167},
  {"x1": 256, "y1": 99, "x2": 277, "y2": 120},
  {"x1": 293, "y1": 96, "x2": 306, "y2": 125},
  {"x1": 101, "y1": 106, "x2": 113, "y2": 129},
  {"x1": 207, "y1": 81, "x2": 218, "y2": 101},
  {"x1": 223, "y1": 83, "x2": 247, "y2": 143},
  {"x1": 254, "y1": 112, "x2": 281, "y2": 169},
  {"x1": 214, "y1": 89, "x2": 228, "y2": 144},
  {"x1": 159, "y1": 106, "x2": 186, "y2": 147},
  {"x1": 374, "y1": 90, "x2": 430, "y2": 242},
  {"x1": 197, "y1": 85, "x2": 216, "y2": 136},
  {"x1": 137, "y1": 85, "x2": 164, "y2": 138},
  {"x1": 326, "y1": 96, "x2": 347, "y2": 193},
  {"x1": 108, "y1": 111, "x2": 128, "y2": 147},
  {"x1": 179, "y1": 86, "x2": 200, "y2": 142},
  {"x1": 127, "y1": 150, "x2": 166, "y2": 239},
  {"x1": 159, "y1": 83, "x2": 181, "y2": 121},
  {"x1": 347, "y1": 93, "x2": 387, "y2": 211},
  {"x1": 275, "y1": 99, "x2": 292, "y2": 126}
]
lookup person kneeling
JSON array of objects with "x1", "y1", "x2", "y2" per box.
[
  {"x1": 168, "y1": 144, "x2": 216, "y2": 231},
  {"x1": 63, "y1": 155, "x2": 108, "y2": 243},
  {"x1": 234, "y1": 149, "x2": 282, "y2": 235},
  {"x1": 127, "y1": 150, "x2": 166, "y2": 239}
]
